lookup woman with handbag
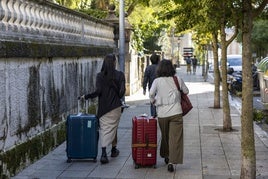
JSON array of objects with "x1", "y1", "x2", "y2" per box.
[{"x1": 149, "y1": 59, "x2": 189, "y2": 172}]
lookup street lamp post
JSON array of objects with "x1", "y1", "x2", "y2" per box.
[
  {"x1": 106, "y1": 4, "x2": 132, "y2": 97},
  {"x1": 119, "y1": 0, "x2": 125, "y2": 73}
]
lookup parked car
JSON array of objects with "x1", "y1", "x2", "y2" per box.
[
  {"x1": 220, "y1": 54, "x2": 242, "y2": 80},
  {"x1": 226, "y1": 54, "x2": 242, "y2": 72}
]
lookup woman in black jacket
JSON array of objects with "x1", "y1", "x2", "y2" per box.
[{"x1": 80, "y1": 54, "x2": 126, "y2": 164}]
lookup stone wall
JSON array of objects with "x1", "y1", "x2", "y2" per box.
[
  {"x1": 0, "y1": 0, "x2": 114, "y2": 47},
  {"x1": 0, "y1": 57, "x2": 104, "y2": 151},
  {"x1": 128, "y1": 53, "x2": 148, "y2": 95},
  {"x1": 0, "y1": 0, "x2": 115, "y2": 177},
  {"x1": 0, "y1": 57, "x2": 106, "y2": 177}
]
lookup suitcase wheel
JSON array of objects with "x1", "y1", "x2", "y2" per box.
[
  {"x1": 67, "y1": 158, "x2": 72, "y2": 163},
  {"x1": 134, "y1": 164, "x2": 139, "y2": 169},
  {"x1": 93, "y1": 158, "x2": 97, "y2": 163},
  {"x1": 134, "y1": 163, "x2": 156, "y2": 169}
]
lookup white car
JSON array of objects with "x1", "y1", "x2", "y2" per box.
[
  {"x1": 219, "y1": 54, "x2": 242, "y2": 80},
  {"x1": 227, "y1": 54, "x2": 242, "y2": 72}
]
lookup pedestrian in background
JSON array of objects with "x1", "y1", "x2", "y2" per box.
[
  {"x1": 143, "y1": 53, "x2": 160, "y2": 117},
  {"x1": 192, "y1": 56, "x2": 198, "y2": 74},
  {"x1": 79, "y1": 54, "x2": 126, "y2": 164},
  {"x1": 186, "y1": 56, "x2": 192, "y2": 74},
  {"x1": 149, "y1": 59, "x2": 189, "y2": 172}
]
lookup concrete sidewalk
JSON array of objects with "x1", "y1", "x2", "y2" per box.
[{"x1": 12, "y1": 66, "x2": 268, "y2": 179}]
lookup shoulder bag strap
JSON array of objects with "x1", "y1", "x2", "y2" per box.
[{"x1": 173, "y1": 76, "x2": 182, "y2": 92}]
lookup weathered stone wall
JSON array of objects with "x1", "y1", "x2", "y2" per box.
[
  {"x1": 0, "y1": 0, "x2": 115, "y2": 177},
  {"x1": 0, "y1": 57, "x2": 105, "y2": 177},
  {"x1": 0, "y1": 57, "x2": 103, "y2": 151},
  {"x1": 128, "y1": 53, "x2": 147, "y2": 95}
]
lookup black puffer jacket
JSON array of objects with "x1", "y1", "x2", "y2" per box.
[{"x1": 85, "y1": 70, "x2": 125, "y2": 118}]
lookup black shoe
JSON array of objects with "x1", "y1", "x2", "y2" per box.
[
  {"x1": 100, "y1": 155, "x2": 109, "y2": 164},
  {"x1": 111, "y1": 148, "x2": 120, "y2": 157},
  {"x1": 167, "y1": 163, "x2": 174, "y2": 172},
  {"x1": 164, "y1": 158, "x2": 169, "y2": 164}
]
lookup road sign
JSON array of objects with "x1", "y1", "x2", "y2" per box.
[{"x1": 183, "y1": 47, "x2": 194, "y2": 57}]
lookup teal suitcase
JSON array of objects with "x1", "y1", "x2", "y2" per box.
[{"x1": 66, "y1": 102, "x2": 99, "y2": 162}]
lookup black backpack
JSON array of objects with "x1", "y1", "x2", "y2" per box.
[{"x1": 186, "y1": 58, "x2": 191, "y2": 64}]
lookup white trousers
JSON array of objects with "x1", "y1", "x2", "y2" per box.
[{"x1": 99, "y1": 107, "x2": 121, "y2": 147}]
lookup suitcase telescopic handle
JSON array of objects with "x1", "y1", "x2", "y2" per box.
[{"x1": 78, "y1": 98, "x2": 89, "y2": 114}]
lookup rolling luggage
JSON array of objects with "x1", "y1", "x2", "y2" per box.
[
  {"x1": 132, "y1": 115, "x2": 157, "y2": 168},
  {"x1": 66, "y1": 100, "x2": 99, "y2": 163}
]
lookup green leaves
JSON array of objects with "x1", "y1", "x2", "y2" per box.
[{"x1": 129, "y1": 5, "x2": 168, "y2": 53}]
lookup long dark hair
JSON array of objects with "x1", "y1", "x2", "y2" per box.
[
  {"x1": 156, "y1": 59, "x2": 176, "y2": 77},
  {"x1": 101, "y1": 54, "x2": 116, "y2": 80}
]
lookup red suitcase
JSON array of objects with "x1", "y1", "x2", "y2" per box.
[{"x1": 132, "y1": 115, "x2": 157, "y2": 169}]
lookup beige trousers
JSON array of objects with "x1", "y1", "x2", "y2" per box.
[
  {"x1": 99, "y1": 107, "x2": 121, "y2": 148},
  {"x1": 158, "y1": 114, "x2": 183, "y2": 164}
]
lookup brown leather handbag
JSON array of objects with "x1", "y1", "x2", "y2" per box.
[{"x1": 173, "y1": 76, "x2": 193, "y2": 116}]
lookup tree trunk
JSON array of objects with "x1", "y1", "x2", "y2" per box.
[
  {"x1": 240, "y1": 0, "x2": 256, "y2": 178},
  {"x1": 220, "y1": 22, "x2": 232, "y2": 131},
  {"x1": 212, "y1": 32, "x2": 221, "y2": 108}
]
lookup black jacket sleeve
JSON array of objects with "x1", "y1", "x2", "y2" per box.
[
  {"x1": 84, "y1": 74, "x2": 102, "y2": 99},
  {"x1": 116, "y1": 71, "x2": 126, "y2": 99}
]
